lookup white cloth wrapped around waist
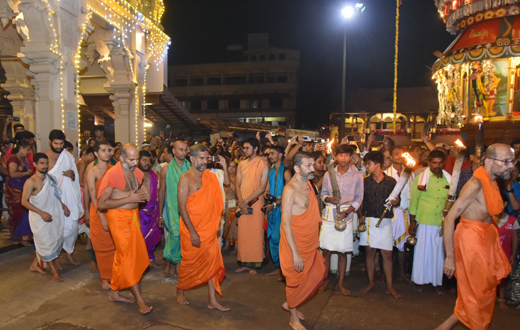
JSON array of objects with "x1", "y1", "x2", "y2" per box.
[{"x1": 322, "y1": 203, "x2": 353, "y2": 223}]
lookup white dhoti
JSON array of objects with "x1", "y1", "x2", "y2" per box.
[
  {"x1": 359, "y1": 217, "x2": 393, "y2": 251},
  {"x1": 319, "y1": 204, "x2": 354, "y2": 253},
  {"x1": 411, "y1": 223, "x2": 444, "y2": 286},
  {"x1": 78, "y1": 223, "x2": 90, "y2": 237},
  {"x1": 392, "y1": 208, "x2": 409, "y2": 252},
  {"x1": 48, "y1": 151, "x2": 84, "y2": 254},
  {"x1": 29, "y1": 176, "x2": 65, "y2": 261}
]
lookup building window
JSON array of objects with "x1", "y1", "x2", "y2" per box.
[
  {"x1": 175, "y1": 78, "x2": 187, "y2": 86},
  {"x1": 269, "y1": 54, "x2": 275, "y2": 60},
  {"x1": 228, "y1": 99, "x2": 240, "y2": 109},
  {"x1": 190, "y1": 77, "x2": 204, "y2": 86},
  {"x1": 267, "y1": 74, "x2": 276, "y2": 83},
  {"x1": 270, "y1": 98, "x2": 283, "y2": 109},
  {"x1": 190, "y1": 101, "x2": 202, "y2": 111},
  {"x1": 249, "y1": 99, "x2": 260, "y2": 109},
  {"x1": 207, "y1": 100, "x2": 219, "y2": 110},
  {"x1": 207, "y1": 77, "x2": 221, "y2": 85},
  {"x1": 224, "y1": 76, "x2": 247, "y2": 85},
  {"x1": 249, "y1": 74, "x2": 265, "y2": 84},
  {"x1": 279, "y1": 53, "x2": 286, "y2": 60},
  {"x1": 250, "y1": 55, "x2": 257, "y2": 61},
  {"x1": 276, "y1": 75, "x2": 288, "y2": 83},
  {"x1": 259, "y1": 55, "x2": 266, "y2": 61}
]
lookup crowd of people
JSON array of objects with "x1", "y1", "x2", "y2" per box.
[{"x1": 1, "y1": 117, "x2": 520, "y2": 330}]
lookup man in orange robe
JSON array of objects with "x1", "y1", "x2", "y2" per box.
[
  {"x1": 436, "y1": 144, "x2": 515, "y2": 330},
  {"x1": 84, "y1": 141, "x2": 116, "y2": 290},
  {"x1": 235, "y1": 138, "x2": 269, "y2": 275},
  {"x1": 280, "y1": 151, "x2": 326, "y2": 330},
  {"x1": 98, "y1": 143, "x2": 152, "y2": 315},
  {"x1": 175, "y1": 144, "x2": 229, "y2": 311}
]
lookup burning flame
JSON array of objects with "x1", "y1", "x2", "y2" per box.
[
  {"x1": 402, "y1": 152, "x2": 416, "y2": 168},
  {"x1": 326, "y1": 139, "x2": 335, "y2": 154},
  {"x1": 474, "y1": 114, "x2": 483, "y2": 124},
  {"x1": 455, "y1": 139, "x2": 466, "y2": 149}
]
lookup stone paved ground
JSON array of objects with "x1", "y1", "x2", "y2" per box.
[{"x1": 0, "y1": 241, "x2": 519, "y2": 330}]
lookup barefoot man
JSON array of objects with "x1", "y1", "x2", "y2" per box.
[
  {"x1": 162, "y1": 141, "x2": 190, "y2": 277},
  {"x1": 84, "y1": 141, "x2": 116, "y2": 290},
  {"x1": 22, "y1": 153, "x2": 69, "y2": 281},
  {"x1": 236, "y1": 137, "x2": 269, "y2": 275},
  {"x1": 280, "y1": 152, "x2": 326, "y2": 330},
  {"x1": 45, "y1": 130, "x2": 84, "y2": 266},
  {"x1": 138, "y1": 150, "x2": 161, "y2": 268},
  {"x1": 436, "y1": 144, "x2": 514, "y2": 330},
  {"x1": 359, "y1": 151, "x2": 401, "y2": 299},
  {"x1": 98, "y1": 143, "x2": 153, "y2": 315},
  {"x1": 176, "y1": 144, "x2": 228, "y2": 311}
]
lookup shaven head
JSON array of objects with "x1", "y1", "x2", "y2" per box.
[
  {"x1": 119, "y1": 143, "x2": 139, "y2": 172},
  {"x1": 484, "y1": 143, "x2": 516, "y2": 180},
  {"x1": 173, "y1": 140, "x2": 189, "y2": 162}
]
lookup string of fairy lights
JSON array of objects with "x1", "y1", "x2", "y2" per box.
[
  {"x1": 36, "y1": 0, "x2": 170, "y2": 146},
  {"x1": 392, "y1": 0, "x2": 400, "y2": 133}
]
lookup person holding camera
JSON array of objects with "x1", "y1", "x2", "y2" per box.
[
  {"x1": 264, "y1": 146, "x2": 292, "y2": 281},
  {"x1": 235, "y1": 138, "x2": 269, "y2": 275}
]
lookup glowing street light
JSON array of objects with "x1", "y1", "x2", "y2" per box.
[
  {"x1": 341, "y1": 6, "x2": 355, "y2": 18},
  {"x1": 339, "y1": 2, "x2": 365, "y2": 141}
]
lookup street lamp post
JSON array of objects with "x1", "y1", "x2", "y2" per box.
[{"x1": 339, "y1": 3, "x2": 365, "y2": 142}]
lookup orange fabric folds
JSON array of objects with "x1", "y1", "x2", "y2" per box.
[
  {"x1": 177, "y1": 171, "x2": 226, "y2": 295},
  {"x1": 89, "y1": 204, "x2": 115, "y2": 280},
  {"x1": 237, "y1": 157, "x2": 266, "y2": 265},
  {"x1": 107, "y1": 208, "x2": 149, "y2": 290},
  {"x1": 473, "y1": 167, "x2": 503, "y2": 216},
  {"x1": 280, "y1": 182, "x2": 326, "y2": 309},
  {"x1": 97, "y1": 162, "x2": 144, "y2": 201},
  {"x1": 454, "y1": 218, "x2": 511, "y2": 330}
]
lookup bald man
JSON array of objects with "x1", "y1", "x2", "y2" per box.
[
  {"x1": 98, "y1": 143, "x2": 152, "y2": 315},
  {"x1": 161, "y1": 140, "x2": 190, "y2": 277},
  {"x1": 436, "y1": 144, "x2": 515, "y2": 330}
]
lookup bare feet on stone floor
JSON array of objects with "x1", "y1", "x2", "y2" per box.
[
  {"x1": 362, "y1": 282, "x2": 374, "y2": 294},
  {"x1": 283, "y1": 302, "x2": 305, "y2": 320},
  {"x1": 138, "y1": 302, "x2": 153, "y2": 315},
  {"x1": 338, "y1": 284, "x2": 351, "y2": 296},
  {"x1": 51, "y1": 271, "x2": 64, "y2": 282},
  {"x1": 386, "y1": 288, "x2": 402, "y2": 299},
  {"x1": 176, "y1": 290, "x2": 189, "y2": 305},
  {"x1": 29, "y1": 258, "x2": 47, "y2": 274},
  {"x1": 208, "y1": 301, "x2": 231, "y2": 312},
  {"x1": 108, "y1": 291, "x2": 135, "y2": 304},
  {"x1": 435, "y1": 287, "x2": 446, "y2": 295},
  {"x1": 89, "y1": 260, "x2": 98, "y2": 273},
  {"x1": 101, "y1": 279, "x2": 111, "y2": 290},
  {"x1": 66, "y1": 253, "x2": 80, "y2": 266},
  {"x1": 498, "y1": 299, "x2": 509, "y2": 310},
  {"x1": 289, "y1": 317, "x2": 307, "y2": 330}
]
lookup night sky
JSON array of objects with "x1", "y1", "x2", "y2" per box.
[{"x1": 162, "y1": 0, "x2": 454, "y2": 128}]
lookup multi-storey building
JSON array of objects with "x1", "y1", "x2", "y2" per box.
[{"x1": 169, "y1": 33, "x2": 299, "y2": 127}]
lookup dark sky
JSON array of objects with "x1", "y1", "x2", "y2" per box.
[{"x1": 162, "y1": 0, "x2": 454, "y2": 128}]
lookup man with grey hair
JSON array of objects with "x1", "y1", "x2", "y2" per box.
[
  {"x1": 436, "y1": 144, "x2": 516, "y2": 330},
  {"x1": 176, "y1": 144, "x2": 228, "y2": 311}
]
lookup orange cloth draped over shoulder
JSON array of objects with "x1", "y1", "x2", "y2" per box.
[
  {"x1": 177, "y1": 170, "x2": 226, "y2": 295},
  {"x1": 89, "y1": 164, "x2": 115, "y2": 281},
  {"x1": 98, "y1": 162, "x2": 148, "y2": 290},
  {"x1": 237, "y1": 156, "x2": 266, "y2": 266},
  {"x1": 453, "y1": 167, "x2": 511, "y2": 330},
  {"x1": 280, "y1": 182, "x2": 326, "y2": 309}
]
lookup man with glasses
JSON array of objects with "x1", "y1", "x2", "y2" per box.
[
  {"x1": 235, "y1": 138, "x2": 269, "y2": 275},
  {"x1": 436, "y1": 144, "x2": 515, "y2": 330}
]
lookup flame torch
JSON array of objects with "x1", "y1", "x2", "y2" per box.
[
  {"x1": 375, "y1": 153, "x2": 416, "y2": 228},
  {"x1": 440, "y1": 139, "x2": 466, "y2": 237}
]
